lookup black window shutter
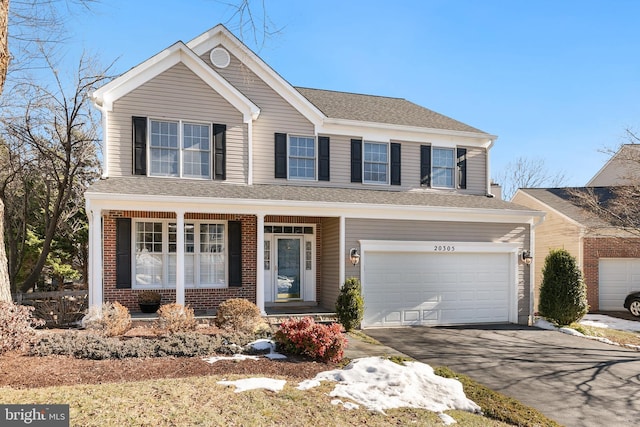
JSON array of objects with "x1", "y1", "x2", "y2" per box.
[
  {"x1": 274, "y1": 133, "x2": 287, "y2": 179},
  {"x1": 390, "y1": 142, "x2": 401, "y2": 186},
  {"x1": 457, "y1": 147, "x2": 467, "y2": 189},
  {"x1": 318, "y1": 136, "x2": 330, "y2": 181},
  {"x1": 420, "y1": 145, "x2": 431, "y2": 187},
  {"x1": 350, "y1": 139, "x2": 362, "y2": 183},
  {"x1": 115, "y1": 218, "x2": 132, "y2": 289},
  {"x1": 213, "y1": 124, "x2": 226, "y2": 180},
  {"x1": 228, "y1": 221, "x2": 242, "y2": 287},
  {"x1": 132, "y1": 117, "x2": 147, "y2": 175}
]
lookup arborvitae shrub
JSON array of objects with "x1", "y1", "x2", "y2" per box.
[
  {"x1": 539, "y1": 248, "x2": 588, "y2": 326},
  {"x1": 274, "y1": 316, "x2": 345, "y2": 363},
  {"x1": 335, "y1": 277, "x2": 364, "y2": 331},
  {"x1": 157, "y1": 303, "x2": 196, "y2": 333},
  {"x1": 214, "y1": 298, "x2": 265, "y2": 334}
]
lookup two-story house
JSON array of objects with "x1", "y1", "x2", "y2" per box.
[{"x1": 86, "y1": 24, "x2": 542, "y2": 327}]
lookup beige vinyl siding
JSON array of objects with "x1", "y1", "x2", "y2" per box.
[
  {"x1": 320, "y1": 217, "x2": 341, "y2": 307},
  {"x1": 201, "y1": 48, "x2": 314, "y2": 183},
  {"x1": 108, "y1": 63, "x2": 246, "y2": 182},
  {"x1": 345, "y1": 218, "x2": 531, "y2": 323},
  {"x1": 512, "y1": 192, "x2": 582, "y2": 312}
]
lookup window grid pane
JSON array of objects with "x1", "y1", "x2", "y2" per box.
[
  {"x1": 432, "y1": 148, "x2": 455, "y2": 188},
  {"x1": 289, "y1": 136, "x2": 315, "y2": 179},
  {"x1": 363, "y1": 142, "x2": 388, "y2": 183},
  {"x1": 150, "y1": 120, "x2": 179, "y2": 177},
  {"x1": 135, "y1": 221, "x2": 164, "y2": 286},
  {"x1": 183, "y1": 123, "x2": 211, "y2": 179}
]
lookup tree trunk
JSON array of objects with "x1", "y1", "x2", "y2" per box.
[
  {"x1": 0, "y1": 199, "x2": 12, "y2": 302},
  {"x1": 0, "y1": 0, "x2": 8, "y2": 95}
]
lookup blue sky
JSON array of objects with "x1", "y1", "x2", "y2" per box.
[{"x1": 58, "y1": 0, "x2": 640, "y2": 186}]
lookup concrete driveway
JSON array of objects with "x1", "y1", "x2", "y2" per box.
[{"x1": 365, "y1": 324, "x2": 640, "y2": 427}]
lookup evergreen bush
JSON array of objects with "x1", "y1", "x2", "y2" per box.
[
  {"x1": 335, "y1": 277, "x2": 364, "y2": 331},
  {"x1": 214, "y1": 298, "x2": 266, "y2": 334},
  {"x1": 274, "y1": 317, "x2": 345, "y2": 363},
  {"x1": 157, "y1": 303, "x2": 196, "y2": 333},
  {"x1": 539, "y1": 248, "x2": 588, "y2": 326}
]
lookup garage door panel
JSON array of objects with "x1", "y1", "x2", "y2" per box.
[
  {"x1": 363, "y1": 251, "x2": 511, "y2": 327},
  {"x1": 599, "y1": 259, "x2": 640, "y2": 311}
]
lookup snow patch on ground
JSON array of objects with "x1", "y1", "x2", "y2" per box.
[
  {"x1": 203, "y1": 354, "x2": 260, "y2": 364},
  {"x1": 580, "y1": 314, "x2": 640, "y2": 332},
  {"x1": 248, "y1": 338, "x2": 287, "y2": 359},
  {"x1": 217, "y1": 377, "x2": 286, "y2": 393}
]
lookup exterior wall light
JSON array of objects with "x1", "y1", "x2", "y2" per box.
[
  {"x1": 349, "y1": 248, "x2": 361, "y2": 266},
  {"x1": 521, "y1": 250, "x2": 533, "y2": 265}
]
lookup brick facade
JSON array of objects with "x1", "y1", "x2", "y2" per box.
[
  {"x1": 102, "y1": 211, "x2": 327, "y2": 312},
  {"x1": 582, "y1": 237, "x2": 640, "y2": 311}
]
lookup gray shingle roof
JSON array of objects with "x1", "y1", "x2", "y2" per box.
[
  {"x1": 295, "y1": 87, "x2": 487, "y2": 134},
  {"x1": 518, "y1": 187, "x2": 616, "y2": 228},
  {"x1": 88, "y1": 177, "x2": 534, "y2": 213}
]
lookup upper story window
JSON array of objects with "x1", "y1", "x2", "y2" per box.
[
  {"x1": 364, "y1": 142, "x2": 388, "y2": 184},
  {"x1": 288, "y1": 136, "x2": 315, "y2": 180},
  {"x1": 149, "y1": 120, "x2": 211, "y2": 179},
  {"x1": 432, "y1": 147, "x2": 455, "y2": 188}
]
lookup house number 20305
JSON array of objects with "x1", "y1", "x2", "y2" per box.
[{"x1": 434, "y1": 245, "x2": 455, "y2": 252}]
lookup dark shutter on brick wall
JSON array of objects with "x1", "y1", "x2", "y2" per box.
[
  {"x1": 420, "y1": 145, "x2": 431, "y2": 187},
  {"x1": 390, "y1": 142, "x2": 401, "y2": 186},
  {"x1": 457, "y1": 147, "x2": 467, "y2": 189},
  {"x1": 115, "y1": 218, "x2": 132, "y2": 289},
  {"x1": 350, "y1": 139, "x2": 362, "y2": 183},
  {"x1": 132, "y1": 117, "x2": 147, "y2": 175},
  {"x1": 274, "y1": 133, "x2": 287, "y2": 178},
  {"x1": 228, "y1": 221, "x2": 242, "y2": 287},
  {"x1": 318, "y1": 136, "x2": 330, "y2": 181},
  {"x1": 213, "y1": 124, "x2": 226, "y2": 180}
]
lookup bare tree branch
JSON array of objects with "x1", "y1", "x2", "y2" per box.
[{"x1": 494, "y1": 156, "x2": 568, "y2": 201}]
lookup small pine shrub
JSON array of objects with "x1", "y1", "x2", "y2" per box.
[
  {"x1": 335, "y1": 277, "x2": 364, "y2": 331},
  {"x1": 539, "y1": 249, "x2": 589, "y2": 326},
  {"x1": 82, "y1": 302, "x2": 131, "y2": 337},
  {"x1": 274, "y1": 317, "x2": 346, "y2": 363},
  {"x1": 0, "y1": 302, "x2": 45, "y2": 354},
  {"x1": 157, "y1": 303, "x2": 196, "y2": 333},
  {"x1": 214, "y1": 298, "x2": 265, "y2": 334}
]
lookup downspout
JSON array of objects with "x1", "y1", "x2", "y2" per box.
[
  {"x1": 247, "y1": 120, "x2": 253, "y2": 185},
  {"x1": 528, "y1": 214, "x2": 545, "y2": 325},
  {"x1": 485, "y1": 139, "x2": 495, "y2": 197},
  {"x1": 92, "y1": 97, "x2": 109, "y2": 179}
]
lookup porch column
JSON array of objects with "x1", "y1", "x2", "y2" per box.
[
  {"x1": 176, "y1": 210, "x2": 185, "y2": 306},
  {"x1": 339, "y1": 216, "x2": 346, "y2": 287},
  {"x1": 88, "y1": 208, "x2": 103, "y2": 308},
  {"x1": 256, "y1": 213, "x2": 265, "y2": 314}
]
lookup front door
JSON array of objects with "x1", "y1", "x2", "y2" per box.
[{"x1": 276, "y1": 237, "x2": 302, "y2": 300}]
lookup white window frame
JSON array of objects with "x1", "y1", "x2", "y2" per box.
[
  {"x1": 148, "y1": 118, "x2": 212, "y2": 179},
  {"x1": 133, "y1": 220, "x2": 227, "y2": 289},
  {"x1": 363, "y1": 141, "x2": 389, "y2": 185},
  {"x1": 432, "y1": 147, "x2": 455, "y2": 189},
  {"x1": 287, "y1": 135, "x2": 316, "y2": 180}
]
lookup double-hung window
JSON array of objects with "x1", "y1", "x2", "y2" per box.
[
  {"x1": 432, "y1": 148, "x2": 455, "y2": 188},
  {"x1": 288, "y1": 136, "x2": 316, "y2": 180},
  {"x1": 363, "y1": 142, "x2": 388, "y2": 184},
  {"x1": 149, "y1": 120, "x2": 211, "y2": 179},
  {"x1": 135, "y1": 220, "x2": 226, "y2": 288}
]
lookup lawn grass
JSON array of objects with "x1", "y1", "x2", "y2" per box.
[
  {"x1": 0, "y1": 374, "x2": 517, "y2": 426},
  {"x1": 571, "y1": 323, "x2": 640, "y2": 347}
]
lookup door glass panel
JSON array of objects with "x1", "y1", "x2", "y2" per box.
[{"x1": 277, "y1": 238, "x2": 301, "y2": 300}]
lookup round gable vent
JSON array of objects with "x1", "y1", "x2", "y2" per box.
[{"x1": 210, "y1": 47, "x2": 230, "y2": 68}]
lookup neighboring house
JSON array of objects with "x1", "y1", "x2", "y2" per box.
[
  {"x1": 587, "y1": 144, "x2": 640, "y2": 186},
  {"x1": 86, "y1": 24, "x2": 542, "y2": 327},
  {"x1": 512, "y1": 187, "x2": 640, "y2": 312}
]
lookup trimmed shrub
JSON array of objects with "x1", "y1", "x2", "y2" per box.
[
  {"x1": 82, "y1": 302, "x2": 131, "y2": 337},
  {"x1": 29, "y1": 331, "x2": 253, "y2": 359},
  {"x1": 539, "y1": 249, "x2": 589, "y2": 326},
  {"x1": 274, "y1": 316, "x2": 346, "y2": 363},
  {"x1": 0, "y1": 302, "x2": 45, "y2": 354},
  {"x1": 157, "y1": 303, "x2": 196, "y2": 333},
  {"x1": 335, "y1": 277, "x2": 364, "y2": 331},
  {"x1": 214, "y1": 298, "x2": 265, "y2": 334}
]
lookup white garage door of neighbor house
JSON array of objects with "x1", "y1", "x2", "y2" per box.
[
  {"x1": 362, "y1": 251, "x2": 511, "y2": 327},
  {"x1": 599, "y1": 258, "x2": 640, "y2": 311}
]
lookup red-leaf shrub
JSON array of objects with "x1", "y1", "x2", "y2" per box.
[
  {"x1": 0, "y1": 302, "x2": 45, "y2": 354},
  {"x1": 274, "y1": 317, "x2": 346, "y2": 363}
]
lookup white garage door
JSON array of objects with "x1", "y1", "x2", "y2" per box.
[
  {"x1": 599, "y1": 258, "x2": 640, "y2": 311},
  {"x1": 362, "y1": 251, "x2": 512, "y2": 327}
]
